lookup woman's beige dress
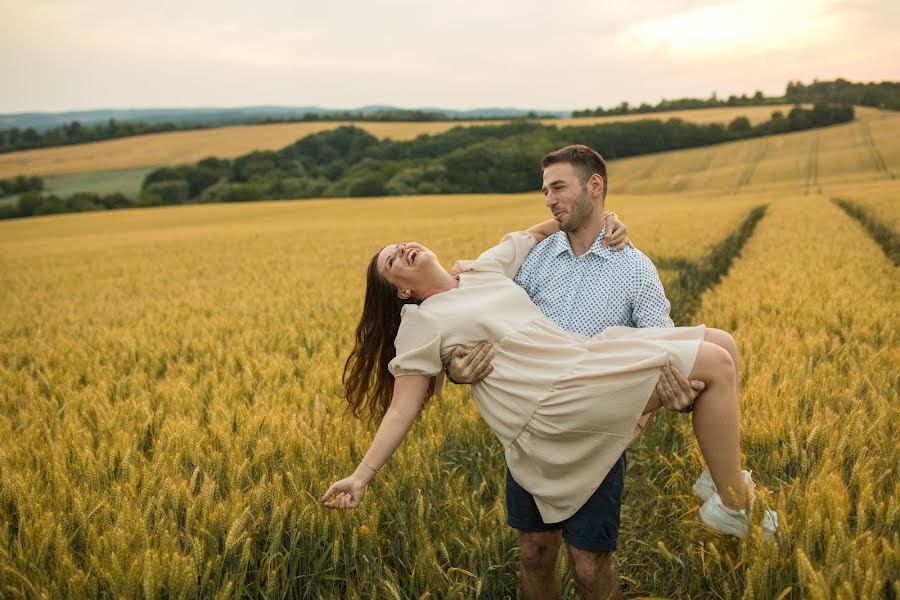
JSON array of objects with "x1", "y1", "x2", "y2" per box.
[{"x1": 388, "y1": 231, "x2": 705, "y2": 523}]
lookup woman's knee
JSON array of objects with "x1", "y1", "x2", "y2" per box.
[
  {"x1": 692, "y1": 341, "x2": 735, "y2": 382},
  {"x1": 703, "y1": 327, "x2": 737, "y2": 354},
  {"x1": 705, "y1": 328, "x2": 738, "y2": 357}
]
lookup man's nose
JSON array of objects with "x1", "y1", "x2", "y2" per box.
[{"x1": 545, "y1": 193, "x2": 556, "y2": 208}]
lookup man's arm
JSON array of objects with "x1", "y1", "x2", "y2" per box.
[
  {"x1": 632, "y1": 256, "x2": 674, "y2": 328},
  {"x1": 632, "y1": 255, "x2": 705, "y2": 410}
]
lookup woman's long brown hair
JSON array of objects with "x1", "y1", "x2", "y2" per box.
[{"x1": 342, "y1": 249, "x2": 427, "y2": 424}]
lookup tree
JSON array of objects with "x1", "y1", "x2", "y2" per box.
[
  {"x1": 728, "y1": 116, "x2": 752, "y2": 135},
  {"x1": 145, "y1": 181, "x2": 190, "y2": 204}
]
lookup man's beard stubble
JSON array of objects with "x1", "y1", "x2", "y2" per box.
[{"x1": 559, "y1": 186, "x2": 594, "y2": 233}]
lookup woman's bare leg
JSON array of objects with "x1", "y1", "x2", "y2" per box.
[
  {"x1": 704, "y1": 328, "x2": 740, "y2": 377},
  {"x1": 639, "y1": 330, "x2": 747, "y2": 508},
  {"x1": 688, "y1": 341, "x2": 746, "y2": 508}
]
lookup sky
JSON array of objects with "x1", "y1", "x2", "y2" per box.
[{"x1": 1, "y1": 0, "x2": 898, "y2": 114}]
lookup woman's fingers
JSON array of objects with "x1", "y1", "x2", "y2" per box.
[
  {"x1": 606, "y1": 225, "x2": 626, "y2": 246},
  {"x1": 611, "y1": 237, "x2": 634, "y2": 252},
  {"x1": 322, "y1": 482, "x2": 340, "y2": 503},
  {"x1": 324, "y1": 492, "x2": 358, "y2": 510}
]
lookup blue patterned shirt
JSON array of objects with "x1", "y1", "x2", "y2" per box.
[{"x1": 513, "y1": 228, "x2": 674, "y2": 336}]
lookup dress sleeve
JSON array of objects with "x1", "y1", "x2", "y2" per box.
[
  {"x1": 388, "y1": 305, "x2": 444, "y2": 377},
  {"x1": 452, "y1": 231, "x2": 537, "y2": 278}
]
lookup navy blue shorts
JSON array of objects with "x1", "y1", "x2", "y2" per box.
[{"x1": 505, "y1": 451, "x2": 626, "y2": 552}]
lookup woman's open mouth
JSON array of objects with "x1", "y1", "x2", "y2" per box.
[{"x1": 407, "y1": 249, "x2": 419, "y2": 265}]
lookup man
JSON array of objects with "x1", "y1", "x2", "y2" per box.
[{"x1": 447, "y1": 144, "x2": 704, "y2": 600}]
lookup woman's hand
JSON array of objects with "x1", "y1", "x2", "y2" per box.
[
  {"x1": 603, "y1": 212, "x2": 634, "y2": 251},
  {"x1": 321, "y1": 476, "x2": 367, "y2": 509}
]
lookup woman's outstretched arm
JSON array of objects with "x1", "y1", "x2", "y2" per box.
[
  {"x1": 525, "y1": 212, "x2": 631, "y2": 247},
  {"x1": 526, "y1": 218, "x2": 560, "y2": 243},
  {"x1": 322, "y1": 374, "x2": 431, "y2": 509}
]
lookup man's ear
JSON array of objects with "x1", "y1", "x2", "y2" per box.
[
  {"x1": 589, "y1": 173, "x2": 604, "y2": 198},
  {"x1": 398, "y1": 289, "x2": 412, "y2": 300}
]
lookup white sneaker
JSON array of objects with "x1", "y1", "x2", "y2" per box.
[
  {"x1": 692, "y1": 467, "x2": 752, "y2": 501},
  {"x1": 698, "y1": 477, "x2": 779, "y2": 540}
]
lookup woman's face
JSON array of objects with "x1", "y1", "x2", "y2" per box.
[{"x1": 377, "y1": 242, "x2": 437, "y2": 298}]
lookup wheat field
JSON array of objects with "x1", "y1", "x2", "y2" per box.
[
  {"x1": 613, "y1": 107, "x2": 898, "y2": 195},
  {"x1": 1, "y1": 107, "x2": 898, "y2": 598},
  {"x1": 0, "y1": 105, "x2": 801, "y2": 179}
]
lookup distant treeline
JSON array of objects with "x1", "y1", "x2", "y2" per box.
[
  {"x1": 784, "y1": 79, "x2": 900, "y2": 111},
  {"x1": 573, "y1": 78, "x2": 899, "y2": 118},
  {"x1": 0, "y1": 175, "x2": 43, "y2": 197},
  {"x1": 0, "y1": 110, "x2": 553, "y2": 155},
  {"x1": 0, "y1": 120, "x2": 186, "y2": 154},
  {"x1": 573, "y1": 91, "x2": 778, "y2": 117},
  {"x1": 264, "y1": 110, "x2": 555, "y2": 123},
  {"x1": 0, "y1": 104, "x2": 853, "y2": 220}
]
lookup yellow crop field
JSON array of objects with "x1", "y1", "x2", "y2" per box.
[
  {"x1": 548, "y1": 104, "x2": 800, "y2": 129},
  {"x1": 0, "y1": 105, "x2": 800, "y2": 179},
  {"x1": 613, "y1": 107, "x2": 899, "y2": 195},
  {"x1": 1, "y1": 104, "x2": 898, "y2": 598},
  {"x1": 2, "y1": 187, "x2": 897, "y2": 598},
  {"x1": 826, "y1": 179, "x2": 900, "y2": 230}
]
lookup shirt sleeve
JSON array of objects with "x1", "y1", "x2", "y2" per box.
[
  {"x1": 388, "y1": 305, "x2": 444, "y2": 377},
  {"x1": 452, "y1": 231, "x2": 537, "y2": 279},
  {"x1": 632, "y1": 256, "x2": 675, "y2": 328}
]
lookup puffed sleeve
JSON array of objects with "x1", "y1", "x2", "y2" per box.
[
  {"x1": 387, "y1": 305, "x2": 444, "y2": 377},
  {"x1": 452, "y1": 231, "x2": 537, "y2": 278}
]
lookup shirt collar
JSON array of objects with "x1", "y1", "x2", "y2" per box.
[{"x1": 552, "y1": 227, "x2": 611, "y2": 261}]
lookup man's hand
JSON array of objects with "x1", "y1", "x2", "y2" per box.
[
  {"x1": 447, "y1": 342, "x2": 494, "y2": 384},
  {"x1": 603, "y1": 212, "x2": 635, "y2": 251},
  {"x1": 656, "y1": 365, "x2": 705, "y2": 412}
]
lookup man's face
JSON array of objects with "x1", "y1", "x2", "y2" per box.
[{"x1": 541, "y1": 162, "x2": 594, "y2": 233}]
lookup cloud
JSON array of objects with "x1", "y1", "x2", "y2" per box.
[
  {"x1": 0, "y1": 0, "x2": 897, "y2": 112},
  {"x1": 623, "y1": 0, "x2": 845, "y2": 59}
]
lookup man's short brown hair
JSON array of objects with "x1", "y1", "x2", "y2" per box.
[{"x1": 542, "y1": 144, "x2": 608, "y2": 198}]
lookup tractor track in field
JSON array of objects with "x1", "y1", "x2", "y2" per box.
[
  {"x1": 656, "y1": 204, "x2": 769, "y2": 324},
  {"x1": 859, "y1": 122, "x2": 894, "y2": 179},
  {"x1": 831, "y1": 197, "x2": 899, "y2": 265},
  {"x1": 805, "y1": 133, "x2": 820, "y2": 196},
  {"x1": 734, "y1": 140, "x2": 768, "y2": 193}
]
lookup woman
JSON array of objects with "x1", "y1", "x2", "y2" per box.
[{"x1": 322, "y1": 216, "x2": 778, "y2": 539}]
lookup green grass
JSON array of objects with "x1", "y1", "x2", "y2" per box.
[{"x1": 43, "y1": 166, "x2": 157, "y2": 198}]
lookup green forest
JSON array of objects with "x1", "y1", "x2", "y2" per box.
[{"x1": 0, "y1": 104, "x2": 853, "y2": 220}]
